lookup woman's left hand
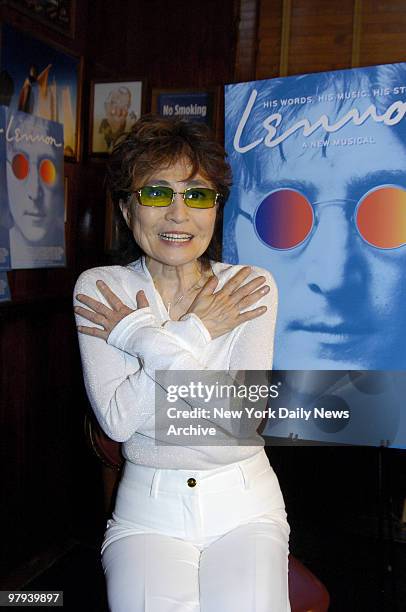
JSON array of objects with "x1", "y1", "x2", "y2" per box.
[{"x1": 74, "y1": 280, "x2": 148, "y2": 340}]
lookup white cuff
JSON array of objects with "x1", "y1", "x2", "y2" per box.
[
  {"x1": 163, "y1": 313, "x2": 212, "y2": 350},
  {"x1": 107, "y1": 307, "x2": 158, "y2": 353}
]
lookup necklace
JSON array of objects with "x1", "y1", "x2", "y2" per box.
[
  {"x1": 152, "y1": 266, "x2": 206, "y2": 316},
  {"x1": 166, "y1": 278, "x2": 205, "y2": 316}
]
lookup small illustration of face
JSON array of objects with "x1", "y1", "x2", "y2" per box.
[
  {"x1": 234, "y1": 100, "x2": 406, "y2": 369},
  {"x1": 105, "y1": 89, "x2": 131, "y2": 131},
  {"x1": 7, "y1": 140, "x2": 58, "y2": 244},
  {"x1": 123, "y1": 157, "x2": 218, "y2": 270}
]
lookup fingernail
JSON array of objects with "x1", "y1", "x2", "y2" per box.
[
  {"x1": 96, "y1": 280, "x2": 104, "y2": 286},
  {"x1": 261, "y1": 286, "x2": 270, "y2": 293}
]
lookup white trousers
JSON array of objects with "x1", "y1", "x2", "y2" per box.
[{"x1": 101, "y1": 450, "x2": 291, "y2": 612}]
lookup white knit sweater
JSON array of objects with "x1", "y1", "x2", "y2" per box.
[{"x1": 74, "y1": 257, "x2": 278, "y2": 469}]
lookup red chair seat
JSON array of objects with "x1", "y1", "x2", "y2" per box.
[{"x1": 289, "y1": 555, "x2": 330, "y2": 611}]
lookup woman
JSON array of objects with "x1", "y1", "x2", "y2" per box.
[{"x1": 74, "y1": 115, "x2": 290, "y2": 611}]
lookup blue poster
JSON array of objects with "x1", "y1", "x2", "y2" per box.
[
  {"x1": 0, "y1": 108, "x2": 65, "y2": 269},
  {"x1": 224, "y1": 64, "x2": 406, "y2": 371},
  {"x1": 0, "y1": 106, "x2": 11, "y2": 270},
  {"x1": 1, "y1": 23, "x2": 80, "y2": 158},
  {"x1": 263, "y1": 370, "x2": 405, "y2": 448},
  {"x1": 157, "y1": 92, "x2": 213, "y2": 125}
]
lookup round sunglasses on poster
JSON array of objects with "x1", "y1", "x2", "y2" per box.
[{"x1": 238, "y1": 185, "x2": 406, "y2": 250}]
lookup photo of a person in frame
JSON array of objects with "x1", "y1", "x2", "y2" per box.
[
  {"x1": 225, "y1": 63, "x2": 406, "y2": 371},
  {"x1": 93, "y1": 85, "x2": 138, "y2": 154}
]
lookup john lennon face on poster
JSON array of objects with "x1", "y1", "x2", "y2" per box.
[
  {"x1": 0, "y1": 109, "x2": 65, "y2": 269},
  {"x1": 224, "y1": 64, "x2": 406, "y2": 370}
]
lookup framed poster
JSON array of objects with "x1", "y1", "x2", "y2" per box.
[
  {"x1": 151, "y1": 88, "x2": 219, "y2": 132},
  {"x1": 89, "y1": 80, "x2": 143, "y2": 157},
  {"x1": 0, "y1": 23, "x2": 83, "y2": 160},
  {"x1": 4, "y1": 1, "x2": 76, "y2": 38},
  {"x1": 0, "y1": 108, "x2": 66, "y2": 269},
  {"x1": 0, "y1": 105, "x2": 10, "y2": 270}
]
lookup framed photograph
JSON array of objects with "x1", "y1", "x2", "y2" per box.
[
  {"x1": 4, "y1": 1, "x2": 76, "y2": 38},
  {"x1": 0, "y1": 23, "x2": 83, "y2": 161},
  {"x1": 151, "y1": 87, "x2": 220, "y2": 133},
  {"x1": 90, "y1": 80, "x2": 143, "y2": 157}
]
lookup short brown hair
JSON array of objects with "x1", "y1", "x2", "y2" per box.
[{"x1": 106, "y1": 114, "x2": 232, "y2": 265}]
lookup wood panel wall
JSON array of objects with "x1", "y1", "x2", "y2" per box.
[
  {"x1": 359, "y1": 0, "x2": 406, "y2": 66},
  {"x1": 0, "y1": 1, "x2": 92, "y2": 579},
  {"x1": 237, "y1": 0, "x2": 406, "y2": 80},
  {"x1": 0, "y1": 0, "x2": 237, "y2": 579}
]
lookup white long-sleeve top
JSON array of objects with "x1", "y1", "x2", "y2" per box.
[{"x1": 74, "y1": 256, "x2": 278, "y2": 469}]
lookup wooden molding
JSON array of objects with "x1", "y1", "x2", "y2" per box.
[
  {"x1": 279, "y1": 0, "x2": 292, "y2": 76},
  {"x1": 351, "y1": 0, "x2": 363, "y2": 67}
]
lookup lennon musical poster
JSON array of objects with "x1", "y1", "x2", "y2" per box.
[
  {"x1": 0, "y1": 107, "x2": 65, "y2": 269},
  {"x1": 224, "y1": 63, "x2": 406, "y2": 372}
]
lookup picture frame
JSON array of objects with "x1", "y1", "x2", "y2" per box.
[
  {"x1": 151, "y1": 87, "x2": 221, "y2": 136},
  {"x1": 0, "y1": 23, "x2": 83, "y2": 161},
  {"x1": 3, "y1": 1, "x2": 76, "y2": 39},
  {"x1": 89, "y1": 79, "x2": 144, "y2": 158}
]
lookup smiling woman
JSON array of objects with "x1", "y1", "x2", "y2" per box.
[
  {"x1": 117, "y1": 158, "x2": 218, "y2": 311},
  {"x1": 73, "y1": 115, "x2": 289, "y2": 612}
]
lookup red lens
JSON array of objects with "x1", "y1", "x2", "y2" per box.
[
  {"x1": 356, "y1": 186, "x2": 406, "y2": 249},
  {"x1": 255, "y1": 189, "x2": 314, "y2": 249},
  {"x1": 39, "y1": 159, "x2": 56, "y2": 185},
  {"x1": 11, "y1": 153, "x2": 29, "y2": 180}
]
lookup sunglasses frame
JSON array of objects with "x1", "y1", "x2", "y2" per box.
[
  {"x1": 251, "y1": 184, "x2": 406, "y2": 251},
  {"x1": 132, "y1": 184, "x2": 220, "y2": 209}
]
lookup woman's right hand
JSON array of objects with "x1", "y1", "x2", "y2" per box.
[{"x1": 185, "y1": 266, "x2": 270, "y2": 339}]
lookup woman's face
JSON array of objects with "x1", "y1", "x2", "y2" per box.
[{"x1": 122, "y1": 158, "x2": 218, "y2": 268}]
